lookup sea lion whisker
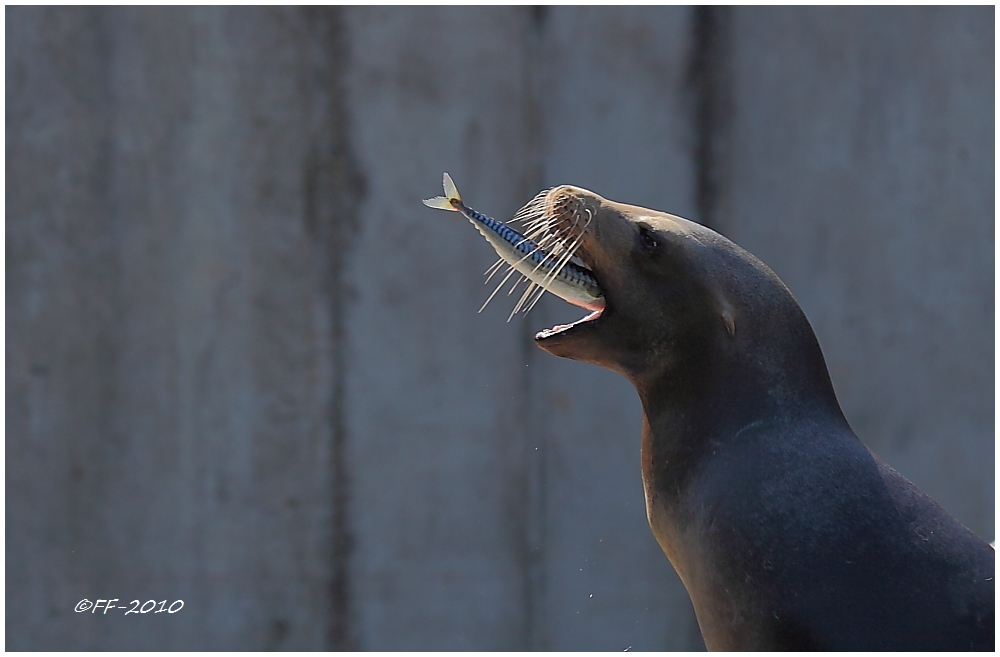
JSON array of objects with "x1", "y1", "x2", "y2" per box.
[
  {"x1": 501, "y1": 237, "x2": 567, "y2": 280},
  {"x1": 523, "y1": 219, "x2": 593, "y2": 315},
  {"x1": 492, "y1": 238, "x2": 570, "y2": 311},
  {"x1": 487, "y1": 233, "x2": 565, "y2": 301},
  {"x1": 530, "y1": 235, "x2": 580, "y2": 283},
  {"x1": 517, "y1": 210, "x2": 591, "y2": 291},
  {"x1": 511, "y1": 281, "x2": 541, "y2": 319},
  {"x1": 533, "y1": 219, "x2": 590, "y2": 293},
  {"x1": 511, "y1": 188, "x2": 550, "y2": 222},
  {"x1": 506, "y1": 274, "x2": 530, "y2": 297},
  {"x1": 499, "y1": 234, "x2": 581, "y2": 317},
  {"x1": 522, "y1": 279, "x2": 552, "y2": 314},
  {"x1": 479, "y1": 264, "x2": 524, "y2": 313},
  {"x1": 513, "y1": 278, "x2": 552, "y2": 318},
  {"x1": 483, "y1": 257, "x2": 507, "y2": 282},
  {"x1": 533, "y1": 243, "x2": 584, "y2": 299}
]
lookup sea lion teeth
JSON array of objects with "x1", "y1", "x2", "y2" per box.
[{"x1": 536, "y1": 307, "x2": 604, "y2": 340}]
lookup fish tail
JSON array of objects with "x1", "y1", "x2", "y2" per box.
[{"x1": 422, "y1": 172, "x2": 462, "y2": 211}]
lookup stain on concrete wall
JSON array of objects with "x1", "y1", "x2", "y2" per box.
[{"x1": 6, "y1": 5, "x2": 992, "y2": 651}]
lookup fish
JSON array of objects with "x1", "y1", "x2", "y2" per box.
[{"x1": 423, "y1": 172, "x2": 605, "y2": 319}]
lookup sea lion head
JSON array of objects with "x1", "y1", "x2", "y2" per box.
[
  {"x1": 532, "y1": 185, "x2": 733, "y2": 382},
  {"x1": 531, "y1": 185, "x2": 835, "y2": 406}
]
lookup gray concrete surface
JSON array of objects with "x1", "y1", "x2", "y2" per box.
[
  {"x1": 7, "y1": 6, "x2": 993, "y2": 651},
  {"x1": 8, "y1": 7, "x2": 350, "y2": 649},
  {"x1": 722, "y1": 6, "x2": 994, "y2": 535},
  {"x1": 343, "y1": 7, "x2": 537, "y2": 650}
]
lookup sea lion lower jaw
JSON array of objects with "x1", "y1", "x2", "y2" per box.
[
  {"x1": 533, "y1": 298, "x2": 642, "y2": 374},
  {"x1": 528, "y1": 185, "x2": 995, "y2": 651}
]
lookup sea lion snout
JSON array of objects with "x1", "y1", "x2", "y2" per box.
[{"x1": 540, "y1": 185, "x2": 603, "y2": 264}]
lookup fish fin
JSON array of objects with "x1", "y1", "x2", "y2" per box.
[
  {"x1": 422, "y1": 196, "x2": 456, "y2": 211},
  {"x1": 442, "y1": 172, "x2": 461, "y2": 202},
  {"x1": 422, "y1": 172, "x2": 463, "y2": 211}
]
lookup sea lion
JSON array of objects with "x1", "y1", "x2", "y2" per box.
[{"x1": 527, "y1": 185, "x2": 994, "y2": 651}]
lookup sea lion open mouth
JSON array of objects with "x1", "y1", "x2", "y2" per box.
[
  {"x1": 534, "y1": 303, "x2": 605, "y2": 340},
  {"x1": 536, "y1": 304, "x2": 604, "y2": 332}
]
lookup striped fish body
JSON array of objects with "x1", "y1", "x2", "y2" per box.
[{"x1": 423, "y1": 174, "x2": 604, "y2": 312}]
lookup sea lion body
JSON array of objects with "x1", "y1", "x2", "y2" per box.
[{"x1": 530, "y1": 186, "x2": 994, "y2": 650}]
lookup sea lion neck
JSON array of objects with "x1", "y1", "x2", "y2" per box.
[{"x1": 631, "y1": 292, "x2": 851, "y2": 507}]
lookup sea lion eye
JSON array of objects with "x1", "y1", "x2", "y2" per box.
[{"x1": 639, "y1": 225, "x2": 659, "y2": 252}]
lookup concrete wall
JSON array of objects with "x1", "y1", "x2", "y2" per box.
[
  {"x1": 6, "y1": 6, "x2": 992, "y2": 651},
  {"x1": 722, "y1": 6, "x2": 994, "y2": 534},
  {"x1": 8, "y1": 7, "x2": 351, "y2": 650}
]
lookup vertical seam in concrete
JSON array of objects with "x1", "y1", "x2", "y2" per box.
[
  {"x1": 300, "y1": 7, "x2": 366, "y2": 650},
  {"x1": 520, "y1": 5, "x2": 549, "y2": 651},
  {"x1": 689, "y1": 6, "x2": 734, "y2": 230}
]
